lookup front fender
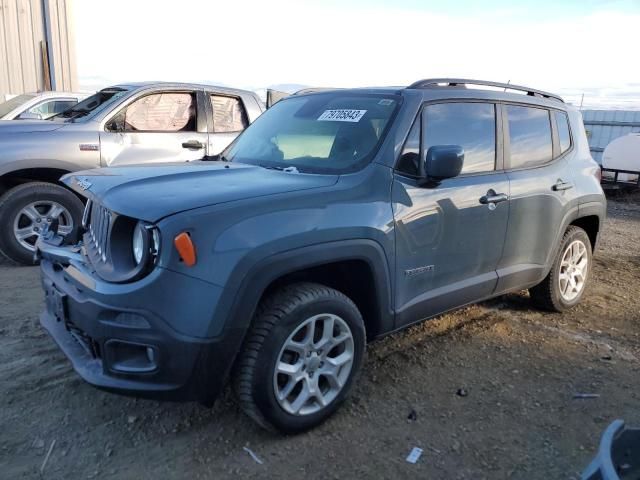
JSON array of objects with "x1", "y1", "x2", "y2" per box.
[
  {"x1": 0, "y1": 158, "x2": 84, "y2": 177},
  {"x1": 0, "y1": 130, "x2": 100, "y2": 176},
  {"x1": 208, "y1": 239, "x2": 395, "y2": 339}
]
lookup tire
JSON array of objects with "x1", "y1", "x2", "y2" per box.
[
  {"x1": 234, "y1": 282, "x2": 366, "y2": 434},
  {"x1": 0, "y1": 182, "x2": 84, "y2": 265},
  {"x1": 530, "y1": 226, "x2": 593, "y2": 312}
]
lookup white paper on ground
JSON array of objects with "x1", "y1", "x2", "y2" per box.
[{"x1": 406, "y1": 447, "x2": 423, "y2": 464}]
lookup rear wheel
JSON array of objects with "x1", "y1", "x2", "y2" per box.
[
  {"x1": 530, "y1": 226, "x2": 592, "y2": 312},
  {"x1": 234, "y1": 282, "x2": 366, "y2": 433},
  {"x1": 0, "y1": 182, "x2": 83, "y2": 265}
]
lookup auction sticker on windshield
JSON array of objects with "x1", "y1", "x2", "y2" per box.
[{"x1": 318, "y1": 109, "x2": 367, "y2": 122}]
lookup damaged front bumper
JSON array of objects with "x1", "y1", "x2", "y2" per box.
[{"x1": 36, "y1": 236, "x2": 244, "y2": 404}]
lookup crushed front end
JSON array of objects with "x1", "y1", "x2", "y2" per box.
[{"x1": 36, "y1": 198, "x2": 242, "y2": 404}]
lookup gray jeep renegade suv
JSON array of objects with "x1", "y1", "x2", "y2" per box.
[{"x1": 37, "y1": 79, "x2": 606, "y2": 433}]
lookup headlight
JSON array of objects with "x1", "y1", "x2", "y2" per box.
[
  {"x1": 132, "y1": 222, "x2": 145, "y2": 264},
  {"x1": 87, "y1": 214, "x2": 161, "y2": 283}
]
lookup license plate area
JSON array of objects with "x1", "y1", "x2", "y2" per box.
[{"x1": 46, "y1": 286, "x2": 67, "y2": 323}]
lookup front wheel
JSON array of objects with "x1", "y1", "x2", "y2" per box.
[
  {"x1": 0, "y1": 182, "x2": 84, "y2": 265},
  {"x1": 234, "y1": 282, "x2": 366, "y2": 433},
  {"x1": 530, "y1": 226, "x2": 593, "y2": 312}
]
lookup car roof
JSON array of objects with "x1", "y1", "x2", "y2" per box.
[{"x1": 111, "y1": 81, "x2": 257, "y2": 96}]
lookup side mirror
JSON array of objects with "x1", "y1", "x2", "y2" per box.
[
  {"x1": 424, "y1": 145, "x2": 464, "y2": 181},
  {"x1": 17, "y1": 111, "x2": 42, "y2": 120},
  {"x1": 105, "y1": 112, "x2": 125, "y2": 132}
]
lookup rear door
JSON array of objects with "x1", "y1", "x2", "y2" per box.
[
  {"x1": 495, "y1": 104, "x2": 579, "y2": 292},
  {"x1": 206, "y1": 93, "x2": 250, "y2": 154},
  {"x1": 393, "y1": 101, "x2": 510, "y2": 327},
  {"x1": 100, "y1": 89, "x2": 209, "y2": 166}
]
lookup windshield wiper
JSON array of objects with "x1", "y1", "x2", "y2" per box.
[
  {"x1": 203, "y1": 153, "x2": 229, "y2": 162},
  {"x1": 260, "y1": 164, "x2": 300, "y2": 174}
]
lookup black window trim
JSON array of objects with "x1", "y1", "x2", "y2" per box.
[
  {"x1": 393, "y1": 97, "x2": 504, "y2": 181},
  {"x1": 501, "y1": 101, "x2": 574, "y2": 172},
  {"x1": 394, "y1": 111, "x2": 422, "y2": 179},
  {"x1": 553, "y1": 109, "x2": 573, "y2": 157}
]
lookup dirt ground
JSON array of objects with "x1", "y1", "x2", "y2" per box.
[{"x1": 1, "y1": 192, "x2": 639, "y2": 480}]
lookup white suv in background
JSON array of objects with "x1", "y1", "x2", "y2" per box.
[{"x1": 0, "y1": 91, "x2": 88, "y2": 120}]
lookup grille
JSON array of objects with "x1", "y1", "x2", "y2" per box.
[{"x1": 87, "y1": 202, "x2": 111, "y2": 263}]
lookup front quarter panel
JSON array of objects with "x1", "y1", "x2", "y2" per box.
[{"x1": 155, "y1": 163, "x2": 396, "y2": 337}]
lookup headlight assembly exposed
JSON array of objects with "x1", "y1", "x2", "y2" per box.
[
  {"x1": 132, "y1": 222, "x2": 145, "y2": 265},
  {"x1": 85, "y1": 212, "x2": 161, "y2": 283},
  {"x1": 130, "y1": 221, "x2": 161, "y2": 267}
]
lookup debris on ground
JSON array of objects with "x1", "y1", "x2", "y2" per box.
[
  {"x1": 40, "y1": 439, "x2": 56, "y2": 474},
  {"x1": 573, "y1": 393, "x2": 601, "y2": 400},
  {"x1": 243, "y1": 446, "x2": 264, "y2": 465},
  {"x1": 406, "y1": 447, "x2": 423, "y2": 464}
]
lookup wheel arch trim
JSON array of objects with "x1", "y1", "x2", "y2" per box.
[{"x1": 211, "y1": 239, "x2": 395, "y2": 339}]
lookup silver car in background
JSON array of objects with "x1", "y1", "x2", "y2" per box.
[
  {"x1": 0, "y1": 82, "x2": 265, "y2": 264},
  {"x1": 0, "y1": 91, "x2": 87, "y2": 120}
]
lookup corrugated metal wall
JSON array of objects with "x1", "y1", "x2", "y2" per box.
[
  {"x1": 0, "y1": 0, "x2": 77, "y2": 100},
  {"x1": 582, "y1": 110, "x2": 640, "y2": 164}
]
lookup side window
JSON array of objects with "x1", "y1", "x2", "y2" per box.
[
  {"x1": 423, "y1": 102, "x2": 496, "y2": 174},
  {"x1": 123, "y1": 92, "x2": 196, "y2": 132},
  {"x1": 27, "y1": 100, "x2": 77, "y2": 119},
  {"x1": 397, "y1": 116, "x2": 421, "y2": 176},
  {"x1": 555, "y1": 111, "x2": 572, "y2": 154},
  {"x1": 210, "y1": 95, "x2": 248, "y2": 133},
  {"x1": 507, "y1": 105, "x2": 552, "y2": 168}
]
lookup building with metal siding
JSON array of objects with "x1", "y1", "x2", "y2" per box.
[
  {"x1": 582, "y1": 110, "x2": 640, "y2": 164},
  {"x1": 0, "y1": 0, "x2": 77, "y2": 100}
]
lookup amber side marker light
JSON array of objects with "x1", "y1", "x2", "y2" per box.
[{"x1": 174, "y1": 232, "x2": 196, "y2": 267}]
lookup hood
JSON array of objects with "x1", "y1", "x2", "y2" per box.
[
  {"x1": 0, "y1": 120, "x2": 67, "y2": 133},
  {"x1": 63, "y1": 161, "x2": 339, "y2": 222}
]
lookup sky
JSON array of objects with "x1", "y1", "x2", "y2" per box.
[{"x1": 73, "y1": 0, "x2": 640, "y2": 109}]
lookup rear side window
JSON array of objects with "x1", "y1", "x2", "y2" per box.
[
  {"x1": 555, "y1": 111, "x2": 571, "y2": 154},
  {"x1": 507, "y1": 105, "x2": 552, "y2": 168},
  {"x1": 423, "y1": 102, "x2": 496, "y2": 174},
  {"x1": 210, "y1": 95, "x2": 248, "y2": 133}
]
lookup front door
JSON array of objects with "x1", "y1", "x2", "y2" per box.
[
  {"x1": 100, "y1": 90, "x2": 209, "y2": 166},
  {"x1": 393, "y1": 101, "x2": 510, "y2": 327}
]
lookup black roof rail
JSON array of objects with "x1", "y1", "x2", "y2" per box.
[{"x1": 408, "y1": 78, "x2": 564, "y2": 103}]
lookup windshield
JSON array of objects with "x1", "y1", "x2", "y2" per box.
[
  {"x1": 51, "y1": 87, "x2": 129, "y2": 121},
  {"x1": 0, "y1": 94, "x2": 36, "y2": 118},
  {"x1": 225, "y1": 92, "x2": 400, "y2": 174}
]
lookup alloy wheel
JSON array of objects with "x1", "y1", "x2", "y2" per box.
[
  {"x1": 13, "y1": 201, "x2": 74, "y2": 252},
  {"x1": 558, "y1": 239, "x2": 589, "y2": 301},
  {"x1": 273, "y1": 313, "x2": 355, "y2": 416}
]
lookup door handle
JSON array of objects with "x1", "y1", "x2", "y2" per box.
[
  {"x1": 479, "y1": 190, "x2": 509, "y2": 205},
  {"x1": 182, "y1": 140, "x2": 205, "y2": 150},
  {"x1": 552, "y1": 180, "x2": 574, "y2": 191}
]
